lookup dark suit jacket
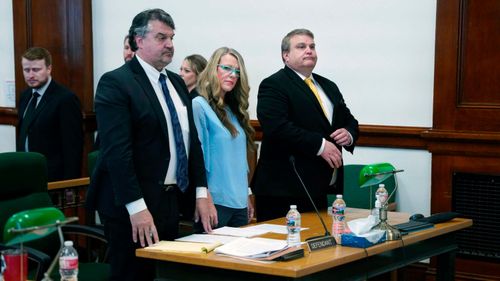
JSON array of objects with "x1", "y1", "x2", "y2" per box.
[
  {"x1": 253, "y1": 66, "x2": 359, "y2": 198},
  {"x1": 16, "y1": 79, "x2": 83, "y2": 181},
  {"x1": 86, "y1": 57, "x2": 206, "y2": 221}
]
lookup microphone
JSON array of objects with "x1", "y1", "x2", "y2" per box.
[{"x1": 289, "y1": 155, "x2": 331, "y2": 239}]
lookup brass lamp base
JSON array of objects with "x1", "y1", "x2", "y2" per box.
[
  {"x1": 372, "y1": 220, "x2": 401, "y2": 241},
  {"x1": 372, "y1": 207, "x2": 401, "y2": 241}
]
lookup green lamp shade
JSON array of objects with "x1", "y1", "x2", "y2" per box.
[
  {"x1": 358, "y1": 163, "x2": 396, "y2": 188},
  {"x1": 4, "y1": 207, "x2": 65, "y2": 245}
]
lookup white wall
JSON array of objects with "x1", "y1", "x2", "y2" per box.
[
  {"x1": 92, "y1": 0, "x2": 436, "y2": 126},
  {"x1": 0, "y1": 0, "x2": 17, "y2": 152},
  {"x1": 0, "y1": 0, "x2": 436, "y2": 216}
]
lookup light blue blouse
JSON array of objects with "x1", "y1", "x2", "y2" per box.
[{"x1": 192, "y1": 96, "x2": 249, "y2": 209}]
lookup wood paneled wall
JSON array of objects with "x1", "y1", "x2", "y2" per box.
[
  {"x1": 428, "y1": 0, "x2": 500, "y2": 279},
  {"x1": 9, "y1": 0, "x2": 94, "y2": 175}
]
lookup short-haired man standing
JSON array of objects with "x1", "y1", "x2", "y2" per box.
[
  {"x1": 86, "y1": 9, "x2": 217, "y2": 280},
  {"x1": 17, "y1": 47, "x2": 83, "y2": 181},
  {"x1": 253, "y1": 29, "x2": 359, "y2": 221}
]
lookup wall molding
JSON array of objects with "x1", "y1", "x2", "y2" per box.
[{"x1": 2, "y1": 116, "x2": 499, "y2": 155}]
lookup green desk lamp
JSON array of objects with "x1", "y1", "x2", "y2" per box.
[
  {"x1": 359, "y1": 163, "x2": 404, "y2": 240},
  {"x1": 5, "y1": 207, "x2": 78, "y2": 281}
]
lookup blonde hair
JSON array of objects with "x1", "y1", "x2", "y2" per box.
[{"x1": 197, "y1": 47, "x2": 255, "y2": 151}]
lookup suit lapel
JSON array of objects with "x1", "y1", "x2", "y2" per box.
[
  {"x1": 129, "y1": 57, "x2": 169, "y2": 139},
  {"x1": 24, "y1": 80, "x2": 55, "y2": 129},
  {"x1": 313, "y1": 74, "x2": 337, "y2": 123},
  {"x1": 284, "y1": 66, "x2": 331, "y2": 125}
]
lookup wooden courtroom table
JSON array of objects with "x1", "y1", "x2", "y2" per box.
[{"x1": 136, "y1": 208, "x2": 472, "y2": 281}]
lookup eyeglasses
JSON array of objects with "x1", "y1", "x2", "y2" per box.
[{"x1": 217, "y1": 64, "x2": 240, "y2": 77}]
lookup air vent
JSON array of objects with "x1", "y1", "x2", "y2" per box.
[{"x1": 452, "y1": 172, "x2": 500, "y2": 259}]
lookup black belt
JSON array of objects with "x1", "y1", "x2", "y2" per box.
[{"x1": 162, "y1": 184, "x2": 178, "y2": 192}]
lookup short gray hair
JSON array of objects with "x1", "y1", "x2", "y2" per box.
[{"x1": 281, "y1": 28, "x2": 314, "y2": 53}]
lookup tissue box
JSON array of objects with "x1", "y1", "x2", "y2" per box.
[{"x1": 341, "y1": 231, "x2": 386, "y2": 248}]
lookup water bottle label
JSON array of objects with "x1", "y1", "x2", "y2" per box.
[
  {"x1": 333, "y1": 207, "x2": 345, "y2": 221},
  {"x1": 60, "y1": 257, "x2": 78, "y2": 269}
]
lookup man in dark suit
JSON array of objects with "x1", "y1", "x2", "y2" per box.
[
  {"x1": 253, "y1": 29, "x2": 359, "y2": 221},
  {"x1": 86, "y1": 9, "x2": 217, "y2": 281},
  {"x1": 17, "y1": 47, "x2": 83, "y2": 181}
]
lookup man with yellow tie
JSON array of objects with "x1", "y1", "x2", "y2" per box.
[{"x1": 253, "y1": 28, "x2": 359, "y2": 221}]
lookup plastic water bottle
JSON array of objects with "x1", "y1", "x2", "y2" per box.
[
  {"x1": 286, "y1": 205, "x2": 301, "y2": 247},
  {"x1": 376, "y1": 184, "x2": 389, "y2": 206},
  {"x1": 371, "y1": 199, "x2": 382, "y2": 223},
  {"x1": 59, "y1": 240, "x2": 78, "y2": 281},
  {"x1": 332, "y1": 194, "x2": 346, "y2": 244}
]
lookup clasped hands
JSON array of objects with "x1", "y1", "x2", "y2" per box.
[{"x1": 321, "y1": 128, "x2": 352, "y2": 168}]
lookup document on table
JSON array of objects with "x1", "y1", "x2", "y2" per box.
[
  {"x1": 211, "y1": 224, "x2": 309, "y2": 237},
  {"x1": 145, "y1": 240, "x2": 222, "y2": 254},
  {"x1": 211, "y1": 226, "x2": 269, "y2": 237},
  {"x1": 175, "y1": 234, "x2": 238, "y2": 245},
  {"x1": 245, "y1": 223, "x2": 309, "y2": 234},
  {"x1": 214, "y1": 237, "x2": 288, "y2": 258}
]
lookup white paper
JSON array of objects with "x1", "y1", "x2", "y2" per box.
[
  {"x1": 245, "y1": 223, "x2": 309, "y2": 235},
  {"x1": 175, "y1": 234, "x2": 238, "y2": 245},
  {"x1": 211, "y1": 226, "x2": 269, "y2": 237},
  {"x1": 214, "y1": 237, "x2": 288, "y2": 258}
]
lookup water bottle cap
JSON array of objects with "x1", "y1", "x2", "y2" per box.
[
  {"x1": 336, "y1": 194, "x2": 343, "y2": 199},
  {"x1": 379, "y1": 184, "x2": 385, "y2": 188},
  {"x1": 64, "y1": 240, "x2": 73, "y2": 247},
  {"x1": 290, "y1": 205, "x2": 297, "y2": 209}
]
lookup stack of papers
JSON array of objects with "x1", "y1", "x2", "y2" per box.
[
  {"x1": 214, "y1": 237, "x2": 288, "y2": 259},
  {"x1": 148, "y1": 223, "x2": 307, "y2": 257}
]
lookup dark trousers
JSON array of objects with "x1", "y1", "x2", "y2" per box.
[
  {"x1": 214, "y1": 204, "x2": 248, "y2": 227},
  {"x1": 100, "y1": 190, "x2": 179, "y2": 281}
]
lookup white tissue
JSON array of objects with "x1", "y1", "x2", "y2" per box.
[
  {"x1": 346, "y1": 215, "x2": 386, "y2": 243},
  {"x1": 348, "y1": 215, "x2": 378, "y2": 235}
]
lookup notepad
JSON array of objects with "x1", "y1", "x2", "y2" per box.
[{"x1": 145, "y1": 240, "x2": 222, "y2": 254}]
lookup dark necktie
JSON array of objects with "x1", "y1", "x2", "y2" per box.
[
  {"x1": 159, "y1": 74, "x2": 189, "y2": 192},
  {"x1": 19, "y1": 92, "x2": 40, "y2": 151}
]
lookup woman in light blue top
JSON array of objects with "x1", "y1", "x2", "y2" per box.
[{"x1": 192, "y1": 47, "x2": 255, "y2": 227}]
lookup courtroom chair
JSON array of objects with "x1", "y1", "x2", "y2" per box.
[
  {"x1": 0, "y1": 152, "x2": 109, "y2": 281},
  {"x1": 328, "y1": 164, "x2": 397, "y2": 210}
]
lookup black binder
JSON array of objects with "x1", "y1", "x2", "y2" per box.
[{"x1": 394, "y1": 220, "x2": 434, "y2": 233}]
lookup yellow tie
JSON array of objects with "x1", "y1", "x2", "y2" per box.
[{"x1": 304, "y1": 77, "x2": 327, "y2": 116}]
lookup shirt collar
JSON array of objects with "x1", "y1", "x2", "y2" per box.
[
  {"x1": 32, "y1": 76, "x2": 51, "y2": 97},
  {"x1": 289, "y1": 68, "x2": 315, "y2": 83},
  {"x1": 136, "y1": 54, "x2": 168, "y2": 81}
]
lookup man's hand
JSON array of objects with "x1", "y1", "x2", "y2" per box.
[
  {"x1": 129, "y1": 209, "x2": 159, "y2": 247},
  {"x1": 330, "y1": 128, "x2": 352, "y2": 147},
  {"x1": 194, "y1": 192, "x2": 218, "y2": 233},
  {"x1": 320, "y1": 141, "x2": 342, "y2": 168}
]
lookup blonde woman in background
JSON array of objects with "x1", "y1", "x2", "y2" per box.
[{"x1": 180, "y1": 54, "x2": 207, "y2": 99}]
